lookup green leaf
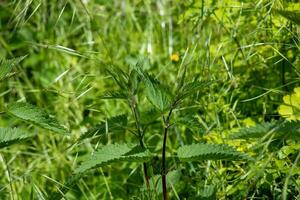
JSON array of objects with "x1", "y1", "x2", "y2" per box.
[
  {"x1": 106, "y1": 65, "x2": 129, "y2": 90},
  {"x1": 278, "y1": 87, "x2": 300, "y2": 121},
  {"x1": 0, "y1": 56, "x2": 26, "y2": 81},
  {"x1": 140, "y1": 108, "x2": 160, "y2": 125},
  {"x1": 175, "y1": 115, "x2": 204, "y2": 135},
  {"x1": 276, "y1": 9, "x2": 300, "y2": 25},
  {"x1": 128, "y1": 69, "x2": 140, "y2": 94},
  {"x1": 0, "y1": 127, "x2": 35, "y2": 148},
  {"x1": 229, "y1": 122, "x2": 275, "y2": 139},
  {"x1": 177, "y1": 143, "x2": 252, "y2": 162},
  {"x1": 229, "y1": 121, "x2": 300, "y2": 140},
  {"x1": 144, "y1": 75, "x2": 172, "y2": 111},
  {"x1": 276, "y1": 121, "x2": 300, "y2": 139},
  {"x1": 130, "y1": 58, "x2": 146, "y2": 78},
  {"x1": 7, "y1": 102, "x2": 69, "y2": 135},
  {"x1": 79, "y1": 114, "x2": 127, "y2": 140},
  {"x1": 75, "y1": 143, "x2": 152, "y2": 173},
  {"x1": 131, "y1": 60, "x2": 172, "y2": 111}
]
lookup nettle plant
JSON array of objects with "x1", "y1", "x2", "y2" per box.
[
  {"x1": 62, "y1": 60, "x2": 253, "y2": 199},
  {"x1": 3, "y1": 56, "x2": 299, "y2": 199},
  {"x1": 0, "y1": 57, "x2": 252, "y2": 199}
]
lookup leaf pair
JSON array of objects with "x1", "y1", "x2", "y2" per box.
[
  {"x1": 134, "y1": 61, "x2": 212, "y2": 112},
  {"x1": 76, "y1": 142, "x2": 251, "y2": 174},
  {"x1": 105, "y1": 62, "x2": 212, "y2": 113}
]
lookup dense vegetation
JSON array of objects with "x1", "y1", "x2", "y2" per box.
[{"x1": 0, "y1": 0, "x2": 300, "y2": 199}]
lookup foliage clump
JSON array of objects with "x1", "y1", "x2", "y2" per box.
[{"x1": 278, "y1": 87, "x2": 300, "y2": 121}]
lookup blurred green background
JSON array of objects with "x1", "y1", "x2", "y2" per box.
[{"x1": 0, "y1": 0, "x2": 299, "y2": 199}]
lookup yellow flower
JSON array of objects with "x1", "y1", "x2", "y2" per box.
[
  {"x1": 170, "y1": 53, "x2": 180, "y2": 62},
  {"x1": 278, "y1": 87, "x2": 300, "y2": 121}
]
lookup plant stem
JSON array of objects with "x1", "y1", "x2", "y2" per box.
[
  {"x1": 161, "y1": 108, "x2": 174, "y2": 200},
  {"x1": 162, "y1": 125, "x2": 169, "y2": 200},
  {"x1": 129, "y1": 97, "x2": 150, "y2": 187}
]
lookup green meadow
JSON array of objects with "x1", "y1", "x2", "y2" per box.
[{"x1": 0, "y1": 0, "x2": 300, "y2": 199}]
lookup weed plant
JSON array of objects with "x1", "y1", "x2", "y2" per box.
[{"x1": 0, "y1": 0, "x2": 300, "y2": 199}]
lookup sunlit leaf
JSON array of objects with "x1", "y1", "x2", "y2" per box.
[
  {"x1": 278, "y1": 87, "x2": 300, "y2": 121},
  {"x1": 0, "y1": 127, "x2": 35, "y2": 148},
  {"x1": 143, "y1": 75, "x2": 172, "y2": 111},
  {"x1": 177, "y1": 143, "x2": 253, "y2": 162},
  {"x1": 7, "y1": 102, "x2": 69, "y2": 135},
  {"x1": 75, "y1": 143, "x2": 152, "y2": 173},
  {"x1": 0, "y1": 56, "x2": 26, "y2": 81}
]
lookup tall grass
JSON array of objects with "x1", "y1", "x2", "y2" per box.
[{"x1": 0, "y1": 0, "x2": 299, "y2": 199}]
